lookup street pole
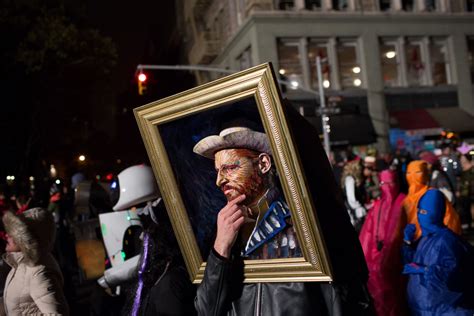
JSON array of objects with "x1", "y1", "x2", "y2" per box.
[
  {"x1": 137, "y1": 64, "x2": 236, "y2": 75},
  {"x1": 316, "y1": 56, "x2": 331, "y2": 156}
]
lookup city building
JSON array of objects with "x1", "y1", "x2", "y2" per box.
[{"x1": 178, "y1": 0, "x2": 474, "y2": 153}]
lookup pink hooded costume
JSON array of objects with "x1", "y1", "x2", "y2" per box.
[{"x1": 359, "y1": 170, "x2": 408, "y2": 316}]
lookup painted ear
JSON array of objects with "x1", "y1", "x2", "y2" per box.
[{"x1": 258, "y1": 153, "x2": 272, "y2": 174}]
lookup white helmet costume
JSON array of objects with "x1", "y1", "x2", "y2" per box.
[
  {"x1": 98, "y1": 164, "x2": 161, "y2": 289},
  {"x1": 113, "y1": 165, "x2": 160, "y2": 211}
]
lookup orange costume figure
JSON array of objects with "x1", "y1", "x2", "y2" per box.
[{"x1": 403, "y1": 160, "x2": 461, "y2": 240}]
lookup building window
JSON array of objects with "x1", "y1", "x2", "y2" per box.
[
  {"x1": 308, "y1": 39, "x2": 331, "y2": 89},
  {"x1": 337, "y1": 40, "x2": 362, "y2": 88},
  {"x1": 332, "y1": 0, "x2": 349, "y2": 10},
  {"x1": 424, "y1": 0, "x2": 437, "y2": 11},
  {"x1": 430, "y1": 38, "x2": 450, "y2": 85},
  {"x1": 277, "y1": 39, "x2": 304, "y2": 89},
  {"x1": 276, "y1": 0, "x2": 295, "y2": 10},
  {"x1": 379, "y1": 0, "x2": 392, "y2": 10},
  {"x1": 468, "y1": 37, "x2": 474, "y2": 82},
  {"x1": 237, "y1": 46, "x2": 253, "y2": 70},
  {"x1": 467, "y1": 0, "x2": 474, "y2": 11},
  {"x1": 380, "y1": 36, "x2": 452, "y2": 87},
  {"x1": 305, "y1": 0, "x2": 322, "y2": 10},
  {"x1": 380, "y1": 39, "x2": 401, "y2": 86},
  {"x1": 277, "y1": 37, "x2": 361, "y2": 91},
  {"x1": 405, "y1": 39, "x2": 426, "y2": 85},
  {"x1": 401, "y1": 0, "x2": 415, "y2": 10}
]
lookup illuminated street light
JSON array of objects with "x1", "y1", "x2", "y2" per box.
[
  {"x1": 29, "y1": 176, "x2": 34, "y2": 181},
  {"x1": 385, "y1": 51, "x2": 396, "y2": 59},
  {"x1": 279, "y1": 69, "x2": 286, "y2": 75},
  {"x1": 79, "y1": 155, "x2": 86, "y2": 162},
  {"x1": 50, "y1": 164, "x2": 57, "y2": 178},
  {"x1": 55, "y1": 179, "x2": 61, "y2": 185},
  {"x1": 323, "y1": 80, "x2": 330, "y2": 88}
]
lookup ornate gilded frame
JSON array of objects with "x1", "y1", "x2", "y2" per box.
[{"x1": 134, "y1": 63, "x2": 332, "y2": 283}]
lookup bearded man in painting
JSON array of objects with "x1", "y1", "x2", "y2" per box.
[{"x1": 193, "y1": 126, "x2": 300, "y2": 260}]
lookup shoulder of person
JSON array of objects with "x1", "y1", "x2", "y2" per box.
[{"x1": 27, "y1": 261, "x2": 61, "y2": 279}]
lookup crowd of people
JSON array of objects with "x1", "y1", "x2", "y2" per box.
[
  {"x1": 332, "y1": 142, "x2": 474, "y2": 315},
  {"x1": 0, "y1": 137, "x2": 472, "y2": 316}
]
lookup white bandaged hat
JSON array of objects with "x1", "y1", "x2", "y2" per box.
[{"x1": 193, "y1": 127, "x2": 272, "y2": 159}]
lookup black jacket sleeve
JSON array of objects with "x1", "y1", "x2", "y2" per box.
[{"x1": 195, "y1": 249, "x2": 232, "y2": 316}]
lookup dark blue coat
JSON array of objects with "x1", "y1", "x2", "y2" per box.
[{"x1": 405, "y1": 228, "x2": 474, "y2": 315}]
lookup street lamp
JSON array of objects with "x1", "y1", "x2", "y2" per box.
[
  {"x1": 78, "y1": 155, "x2": 86, "y2": 162},
  {"x1": 315, "y1": 56, "x2": 331, "y2": 156}
]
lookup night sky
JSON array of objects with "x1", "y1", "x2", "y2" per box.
[{"x1": 0, "y1": 1, "x2": 194, "y2": 188}]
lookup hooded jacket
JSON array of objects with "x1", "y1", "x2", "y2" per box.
[
  {"x1": 402, "y1": 161, "x2": 461, "y2": 240},
  {"x1": 2, "y1": 208, "x2": 69, "y2": 315},
  {"x1": 359, "y1": 170, "x2": 407, "y2": 316},
  {"x1": 403, "y1": 190, "x2": 474, "y2": 315}
]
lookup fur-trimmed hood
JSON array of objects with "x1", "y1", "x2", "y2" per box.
[{"x1": 3, "y1": 208, "x2": 56, "y2": 266}]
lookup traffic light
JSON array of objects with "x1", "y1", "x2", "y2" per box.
[{"x1": 138, "y1": 72, "x2": 147, "y2": 95}]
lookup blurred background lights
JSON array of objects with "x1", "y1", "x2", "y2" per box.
[
  {"x1": 279, "y1": 69, "x2": 286, "y2": 75},
  {"x1": 352, "y1": 66, "x2": 361, "y2": 74},
  {"x1": 78, "y1": 155, "x2": 86, "y2": 162},
  {"x1": 50, "y1": 164, "x2": 57, "y2": 178},
  {"x1": 55, "y1": 179, "x2": 61, "y2": 185},
  {"x1": 354, "y1": 78, "x2": 362, "y2": 86},
  {"x1": 290, "y1": 80, "x2": 299, "y2": 88},
  {"x1": 323, "y1": 80, "x2": 330, "y2": 88}
]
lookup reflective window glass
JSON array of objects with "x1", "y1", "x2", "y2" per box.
[
  {"x1": 277, "y1": 0, "x2": 295, "y2": 10},
  {"x1": 430, "y1": 40, "x2": 449, "y2": 85},
  {"x1": 305, "y1": 0, "x2": 322, "y2": 9},
  {"x1": 380, "y1": 42, "x2": 400, "y2": 86},
  {"x1": 277, "y1": 39, "x2": 304, "y2": 90},
  {"x1": 337, "y1": 41, "x2": 362, "y2": 88},
  {"x1": 308, "y1": 40, "x2": 331, "y2": 89},
  {"x1": 405, "y1": 40, "x2": 425, "y2": 85},
  {"x1": 402, "y1": 0, "x2": 414, "y2": 11}
]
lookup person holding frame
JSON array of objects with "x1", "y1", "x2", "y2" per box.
[{"x1": 133, "y1": 63, "x2": 373, "y2": 316}]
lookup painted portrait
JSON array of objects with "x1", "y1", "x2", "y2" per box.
[
  {"x1": 158, "y1": 98, "x2": 301, "y2": 260},
  {"x1": 134, "y1": 63, "x2": 332, "y2": 283}
]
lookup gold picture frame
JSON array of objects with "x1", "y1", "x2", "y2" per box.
[{"x1": 134, "y1": 63, "x2": 332, "y2": 283}]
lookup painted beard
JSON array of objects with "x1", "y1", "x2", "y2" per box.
[
  {"x1": 215, "y1": 148, "x2": 268, "y2": 209},
  {"x1": 221, "y1": 168, "x2": 265, "y2": 206}
]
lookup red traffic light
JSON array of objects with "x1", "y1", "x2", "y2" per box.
[
  {"x1": 138, "y1": 73, "x2": 147, "y2": 82},
  {"x1": 137, "y1": 72, "x2": 148, "y2": 95}
]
